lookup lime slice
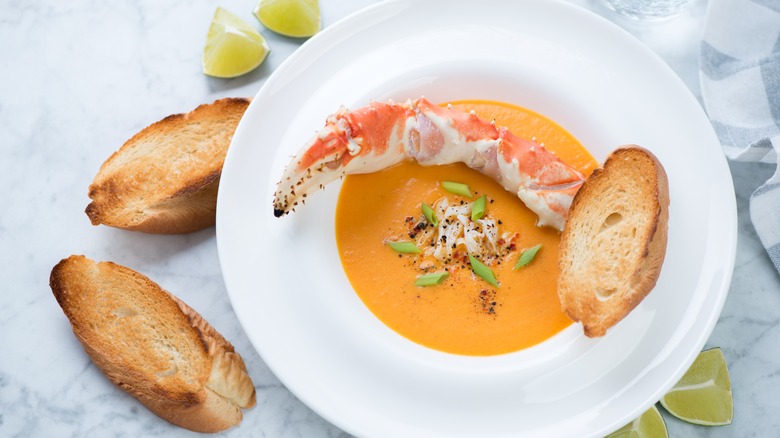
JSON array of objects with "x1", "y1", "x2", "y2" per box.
[
  {"x1": 203, "y1": 7, "x2": 270, "y2": 78},
  {"x1": 606, "y1": 405, "x2": 668, "y2": 438},
  {"x1": 254, "y1": 0, "x2": 321, "y2": 38},
  {"x1": 660, "y1": 347, "x2": 733, "y2": 426}
]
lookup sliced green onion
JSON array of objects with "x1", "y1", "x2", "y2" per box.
[
  {"x1": 468, "y1": 254, "x2": 499, "y2": 287},
  {"x1": 514, "y1": 244, "x2": 542, "y2": 270},
  {"x1": 386, "y1": 240, "x2": 421, "y2": 254},
  {"x1": 441, "y1": 181, "x2": 473, "y2": 198},
  {"x1": 415, "y1": 271, "x2": 450, "y2": 287},
  {"x1": 422, "y1": 202, "x2": 438, "y2": 227},
  {"x1": 471, "y1": 195, "x2": 487, "y2": 221}
]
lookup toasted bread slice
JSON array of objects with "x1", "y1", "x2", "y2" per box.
[
  {"x1": 557, "y1": 146, "x2": 669, "y2": 337},
  {"x1": 86, "y1": 98, "x2": 250, "y2": 234},
  {"x1": 50, "y1": 255, "x2": 256, "y2": 432}
]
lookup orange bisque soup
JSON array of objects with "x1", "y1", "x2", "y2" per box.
[{"x1": 335, "y1": 100, "x2": 598, "y2": 356}]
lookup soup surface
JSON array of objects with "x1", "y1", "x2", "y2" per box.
[{"x1": 335, "y1": 100, "x2": 597, "y2": 356}]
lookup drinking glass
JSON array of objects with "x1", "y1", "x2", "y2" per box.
[{"x1": 603, "y1": 0, "x2": 697, "y2": 19}]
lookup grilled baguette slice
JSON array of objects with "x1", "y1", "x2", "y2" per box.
[
  {"x1": 50, "y1": 255, "x2": 256, "y2": 432},
  {"x1": 86, "y1": 98, "x2": 250, "y2": 234},
  {"x1": 558, "y1": 146, "x2": 669, "y2": 337}
]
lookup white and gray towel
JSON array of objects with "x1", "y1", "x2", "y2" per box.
[{"x1": 700, "y1": 0, "x2": 780, "y2": 271}]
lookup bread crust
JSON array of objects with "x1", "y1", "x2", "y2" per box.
[
  {"x1": 50, "y1": 255, "x2": 256, "y2": 432},
  {"x1": 557, "y1": 146, "x2": 669, "y2": 337},
  {"x1": 86, "y1": 98, "x2": 250, "y2": 234}
]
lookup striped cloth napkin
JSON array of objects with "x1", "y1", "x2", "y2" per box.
[{"x1": 700, "y1": 0, "x2": 780, "y2": 271}]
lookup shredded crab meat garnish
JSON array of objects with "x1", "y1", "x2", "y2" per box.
[{"x1": 408, "y1": 197, "x2": 517, "y2": 266}]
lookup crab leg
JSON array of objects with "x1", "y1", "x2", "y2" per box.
[{"x1": 272, "y1": 98, "x2": 585, "y2": 230}]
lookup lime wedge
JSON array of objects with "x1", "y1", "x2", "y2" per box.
[
  {"x1": 606, "y1": 405, "x2": 668, "y2": 438},
  {"x1": 660, "y1": 347, "x2": 733, "y2": 426},
  {"x1": 254, "y1": 0, "x2": 321, "y2": 38},
  {"x1": 203, "y1": 7, "x2": 270, "y2": 78}
]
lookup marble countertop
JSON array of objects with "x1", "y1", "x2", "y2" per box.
[{"x1": 2, "y1": 0, "x2": 778, "y2": 436}]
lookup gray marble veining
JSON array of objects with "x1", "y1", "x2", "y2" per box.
[{"x1": 2, "y1": 0, "x2": 778, "y2": 436}]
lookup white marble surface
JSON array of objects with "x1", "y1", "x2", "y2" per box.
[{"x1": 1, "y1": 0, "x2": 778, "y2": 436}]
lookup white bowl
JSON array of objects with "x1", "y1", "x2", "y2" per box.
[{"x1": 217, "y1": 0, "x2": 736, "y2": 436}]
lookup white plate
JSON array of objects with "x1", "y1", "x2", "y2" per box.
[{"x1": 217, "y1": 0, "x2": 736, "y2": 436}]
